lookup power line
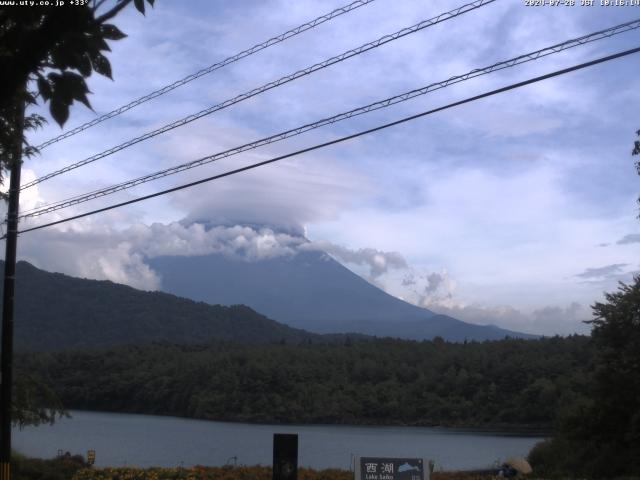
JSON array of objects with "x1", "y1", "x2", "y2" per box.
[
  {"x1": 35, "y1": 0, "x2": 377, "y2": 151},
  {"x1": 13, "y1": 45, "x2": 640, "y2": 238},
  {"x1": 19, "y1": 17, "x2": 640, "y2": 220},
  {"x1": 22, "y1": 0, "x2": 497, "y2": 190}
]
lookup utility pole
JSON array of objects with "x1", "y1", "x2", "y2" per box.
[{"x1": 0, "y1": 97, "x2": 24, "y2": 480}]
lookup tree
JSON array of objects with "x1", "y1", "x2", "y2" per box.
[
  {"x1": 528, "y1": 278, "x2": 640, "y2": 478},
  {"x1": 12, "y1": 370, "x2": 66, "y2": 428},
  {"x1": 585, "y1": 276, "x2": 640, "y2": 475},
  {"x1": 633, "y1": 129, "x2": 640, "y2": 213},
  {"x1": 1, "y1": 0, "x2": 154, "y2": 176},
  {"x1": 530, "y1": 130, "x2": 640, "y2": 478},
  {"x1": 0, "y1": 0, "x2": 155, "y2": 429}
]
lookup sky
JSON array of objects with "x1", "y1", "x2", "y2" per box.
[{"x1": 5, "y1": 0, "x2": 640, "y2": 336}]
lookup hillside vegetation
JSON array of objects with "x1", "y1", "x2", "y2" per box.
[
  {"x1": 2, "y1": 261, "x2": 337, "y2": 351},
  {"x1": 20, "y1": 336, "x2": 592, "y2": 428}
]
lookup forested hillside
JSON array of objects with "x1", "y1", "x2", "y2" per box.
[
  {"x1": 2, "y1": 261, "x2": 342, "y2": 351},
  {"x1": 20, "y1": 335, "x2": 593, "y2": 428}
]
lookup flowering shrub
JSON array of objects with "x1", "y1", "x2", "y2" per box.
[
  {"x1": 71, "y1": 466, "x2": 546, "y2": 480},
  {"x1": 72, "y1": 466, "x2": 354, "y2": 480}
]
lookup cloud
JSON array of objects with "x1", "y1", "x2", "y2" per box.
[
  {"x1": 17, "y1": 229, "x2": 162, "y2": 291},
  {"x1": 14, "y1": 217, "x2": 597, "y2": 336},
  {"x1": 530, "y1": 302, "x2": 591, "y2": 335},
  {"x1": 401, "y1": 274, "x2": 417, "y2": 286},
  {"x1": 379, "y1": 267, "x2": 592, "y2": 335},
  {"x1": 300, "y1": 240, "x2": 407, "y2": 278},
  {"x1": 16, "y1": 221, "x2": 409, "y2": 289},
  {"x1": 428, "y1": 301, "x2": 591, "y2": 336},
  {"x1": 575, "y1": 263, "x2": 629, "y2": 279},
  {"x1": 131, "y1": 223, "x2": 306, "y2": 261},
  {"x1": 617, "y1": 234, "x2": 640, "y2": 245},
  {"x1": 385, "y1": 269, "x2": 457, "y2": 309},
  {"x1": 424, "y1": 272, "x2": 445, "y2": 293}
]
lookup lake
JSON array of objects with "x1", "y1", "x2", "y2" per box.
[{"x1": 14, "y1": 411, "x2": 545, "y2": 471}]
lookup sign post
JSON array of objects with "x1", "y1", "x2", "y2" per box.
[{"x1": 355, "y1": 457, "x2": 430, "y2": 480}]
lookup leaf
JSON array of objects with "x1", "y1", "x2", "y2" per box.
[
  {"x1": 50, "y1": 49, "x2": 69, "y2": 70},
  {"x1": 91, "y1": 35, "x2": 111, "y2": 52},
  {"x1": 24, "y1": 90, "x2": 37, "y2": 105},
  {"x1": 57, "y1": 72, "x2": 93, "y2": 110},
  {"x1": 146, "y1": 0, "x2": 154, "y2": 6},
  {"x1": 62, "y1": 71, "x2": 89, "y2": 92},
  {"x1": 91, "y1": 52, "x2": 112, "y2": 79},
  {"x1": 77, "y1": 53, "x2": 92, "y2": 77},
  {"x1": 23, "y1": 145, "x2": 39, "y2": 159},
  {"x1": 74, "y1": 90, "x2": 92, "y2": 110},
  {"x1": 134, "y1": 0, "x2": 145, "y2": 15},
  {"x1": 24, "y1": 114, "x2": 46, "y2": 131},
  {"x1": 50, "y1": 98, "x2": 69, "y2": 127},
  {"x1": 100, "y1": 23, "x2": 127, "y2": 40}
]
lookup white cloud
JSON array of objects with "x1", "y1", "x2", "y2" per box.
[
  {"x1": 429, "y1": 301, "x2": 591, "y2": 336},
  {"x1": 15, "y1": 221, "x2": 409, "y2": 289}
]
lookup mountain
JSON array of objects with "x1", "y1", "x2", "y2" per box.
[
  {"x1": 149, "y1": 249, "x2": 534, "y2": 341},
  {"x1": 1, "y1": 261, "x2": 337, "y2": 352}
]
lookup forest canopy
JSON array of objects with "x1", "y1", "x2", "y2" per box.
[{"x1": 19, "y1": 335, "x2": 593, "y2": 429}]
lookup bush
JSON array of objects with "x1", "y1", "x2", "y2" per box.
[
  {"x1": 528, "y1": 438, "x2": 569, "y2": 477},
  {"x1": 13, "y1": 452, "x2": 88, "y2": 480},
  {"x1": 71, "y1": 466, "x2": 354, "y2": 480}
]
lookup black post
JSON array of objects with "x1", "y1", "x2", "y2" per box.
[
  {"x1": 273, "y1": 433, "x2": 298, "y2": 480},
  {"x1": 0, "y1": 98, "x2": 24, "y2": 480}
]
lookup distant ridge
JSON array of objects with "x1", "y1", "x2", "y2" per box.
[{"x1": 0, "y1": 260, "x2": 342, "y2": 352}]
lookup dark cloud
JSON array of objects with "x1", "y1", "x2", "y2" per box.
[
  {"x1": 424, "y1": 273, "x2": 445, "y2": 294},
  {"x1": 575, "y1": 263, "x2": 628, "y2": 279},
  {"x1": 617, "y1": 234, "x2": 640, "y2": 245},
  {"x1": 401, "y1": 274, "x2": 417, "y2": 286}
]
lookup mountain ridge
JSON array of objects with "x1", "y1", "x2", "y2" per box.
[
  {"x1": 1, "y1": 260, "x2": 350, "y2": 352},
  {"x1": 149, "y1": 248, "x2": 535, "y2": 341}
]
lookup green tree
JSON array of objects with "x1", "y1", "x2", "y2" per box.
[
  {"x1": 586, "y1": 276, "x2": 640, "y2": 475},
  {"x1": 529, "y1": 131, "x2": 640, "y2": 478},
  {"x1": 0, "y1": 0, "x2": 155, "y2": 182},
  {"x1": 529, "y1": 278, "x2": 640, "y2": 478},
  {"x1": 0, "y1": 0, "x2": 154, "y2": 426},
  {"x1": 633, "y1": 129, "x2": 640, "y2": 213}
]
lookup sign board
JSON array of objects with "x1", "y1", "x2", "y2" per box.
[{"x1": 357, "y1": 457, "x2": 428, "y2": 480}]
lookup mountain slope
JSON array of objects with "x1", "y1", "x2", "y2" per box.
[
  {"x1": 149, "y1": 250, "x2": 534, "y2": 341},
  {"x1": 1, "y1": 261, "x2": 329, "y2": 352}
]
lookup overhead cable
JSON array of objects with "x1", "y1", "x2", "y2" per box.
[
  {"x1": 35, "y1": 0, "x2": 377, "y2": 150},
  {"x1": 22, "y1": 0, "x2": 497, "y2": 190},
  {"x1": 19, "y1": 18, "x2": 640, "y2": 220},
  {"x1": 12, "y1": 45, "x2": 640, "y2": 237}
]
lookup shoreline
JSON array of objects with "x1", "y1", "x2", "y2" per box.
[{"x1": 56, "y1": 408, "x2": 552, "y2": 437}]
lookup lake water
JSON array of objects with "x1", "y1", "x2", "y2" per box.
[{"x1": 14, "y1": 411, "x2": 545, "y2": 471}]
